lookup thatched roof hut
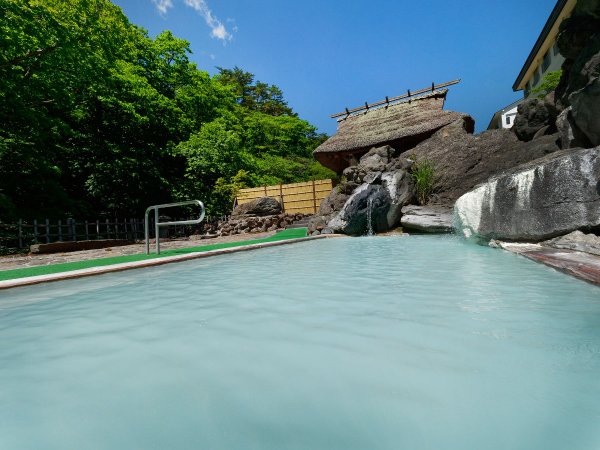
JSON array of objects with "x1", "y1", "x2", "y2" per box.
[{"x1": 314, "y1": 90, "x2": 473, "y2": 172}]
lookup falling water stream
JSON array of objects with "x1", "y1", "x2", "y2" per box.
[{"x1": 366, "y1": 197, "x2": 374, "y2": 236}]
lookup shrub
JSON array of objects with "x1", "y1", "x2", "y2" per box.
[
  {"x1": 411, "y1": 157, "x2": 436, "y2": 205},
  {"x1": 530, "y1": 70, "x2": 562, "y2": 98}
]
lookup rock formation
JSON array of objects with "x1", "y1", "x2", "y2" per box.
[
  {"x1": 310, "y1": 145, "x2": 416, "y2": 235},
  {"x1": 454, "y1": 147, "x2": 600, "y2": 242},
  {"x1": 232, "y1": 197, "x2": 282, "y2": 217},
  {"x1": 512, "y1": 96, "x2": 556, "y2": 141},
  {"x1": 450, "y1": 1, "x2": 600, "y2": 245},
  {"x1": 399, "y1": 117, "x2": 561, "y2": 204},
  {"x1": 548, "y1": 0, "x2": 600, "y2": 148},
  {"x1": 400, "y1": 205, "x2": 454, "y2": 233},
  {"x1": 543, "y1": 230, "x2": 600, "y2": 256},
  {"x1": 218, "y1": 213, "x2": 308, "y2": 236},
  {"x1": 308, "y1": 2, "x2": 600, "y2": 243}
]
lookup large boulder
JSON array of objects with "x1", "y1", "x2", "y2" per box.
[
  {"x1": 358, "y1": 145, "x2": 393, "y2": 172},
  {"x1": 512, "y1": 98, "x2": 553, "y2": 142},
  {"x1": 328, "y1": 184, "x2": 391, "y2": 235},
  {"x1": 556, "y1": 106, "x2": 593, "y2": 149},
  {"x1": 381, "y1": 169, "x2": 416, "y2": 227},
  {"x1": 342, "y1": 145, "x2": 395, "y2": 184},
  {"x1": 454, "y1": 146, "x2": 600, "y2": 242},
  {"x1": 317, "y1": 186, "x2": 351, "y2": 217},
  {"x1": 232, "y1": 196, "x2": 282, "y2": 217},
  {"x1": 400, "y1": 205, "x2": 454, "y2": 233},
  {"x1": 570, "y1": 67, "x2": 600, "y2": 147},
  {"x1": 310, "y1": 145, "x2": 416, "y2": 235},
  {"x1": 554, "y1": 1, "x2": 600, "y2": 132},
  {"x1": 308, "y1": 181, "x2": 355, "y2": 233},
  {"x1": 400, "y1": 118, "x2": 560, "y2": 204}
]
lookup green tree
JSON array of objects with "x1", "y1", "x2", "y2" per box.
[
  {"x1": 216, "y1": 66, "x2": 295, "y2": 116},
  {"x1": 530, "y1": 70, "x2": 562, "y2": 98},
  {"x1": 0, "y1": 0, "x2": 331, "y2": 224}
]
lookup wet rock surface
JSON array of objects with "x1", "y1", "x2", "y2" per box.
[
  {"x1": 327, "y1": 184, "x2": 392, "y2": 235},
  {"x1": 309, "y1": 145, "x2": 416, "y2": 236},
  {"x1": 454, "y1": 146, "x2": 600, "y2": 242},
  {"x1": 497, "y1": 241, "x2": 600, "y2": 287}
]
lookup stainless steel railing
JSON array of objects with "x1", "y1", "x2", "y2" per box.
[{"x1": 144, "y1": 200, "x2": 205, "y2": 255}]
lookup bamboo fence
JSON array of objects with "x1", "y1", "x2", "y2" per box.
[{"x1": 236, "y1": 179, "x2": 333, "y2": 214}]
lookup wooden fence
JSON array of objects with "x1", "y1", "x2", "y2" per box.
[
  {"x1": 236, "y1": 179, "x2": 333, "y2": 214},
  {"x1": 0, "y1": 215, "x2": 229, "y2": 253}
]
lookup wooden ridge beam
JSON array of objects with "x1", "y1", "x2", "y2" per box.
[{"x1": 331, "y1": 79, "x2": 461, "y2": 119}]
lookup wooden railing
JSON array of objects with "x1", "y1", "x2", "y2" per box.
[{"x1": 0, "y1": 215, "x2": 229, "y2": 253}]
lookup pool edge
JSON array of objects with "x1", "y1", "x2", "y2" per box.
[
  {"x1": 498, "y1": 242, "x2": 600, "y2": 287},
  {"x1": 0, "y1": 235, "x2": 345, "y2": 290}
]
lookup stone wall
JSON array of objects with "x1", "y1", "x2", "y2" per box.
[{"x1": 218, "y1": 213, "x2": 308, "y2": 237}]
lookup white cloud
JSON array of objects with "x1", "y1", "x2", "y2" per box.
[
  {"x1": 183, "y1": 0, "x2": 233, "y2": 42},
  {"x1": 152, "y1": 0, "x2": 173, "y2": 14}
]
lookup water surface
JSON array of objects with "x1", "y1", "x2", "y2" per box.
[{"x1": 1, "y1": 236, "x2": 599, "y2": 449}]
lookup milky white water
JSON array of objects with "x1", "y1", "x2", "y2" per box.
[{"x1": 1, "y1": 236, "x2": 599, "y2": 449}]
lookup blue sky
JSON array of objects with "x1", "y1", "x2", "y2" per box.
[{"x1": 112, "y1": 0, "x2": 557, "y2": 135}]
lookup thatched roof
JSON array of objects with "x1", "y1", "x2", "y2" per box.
[{"x1": 314, "y1": 90, "x2": 472, "y2": 172}]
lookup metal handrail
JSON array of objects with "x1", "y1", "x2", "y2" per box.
[{"x1": 144, "y1": 200, "x2": 205, "y2": 255}]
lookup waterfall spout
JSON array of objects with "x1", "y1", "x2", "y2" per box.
[{"x1": 366, "y1": 197, "x2": 375, "y2": 236}]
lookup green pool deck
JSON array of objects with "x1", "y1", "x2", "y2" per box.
[{"x1": 0, "y1": 228, "x2": 309, "y2": 283}]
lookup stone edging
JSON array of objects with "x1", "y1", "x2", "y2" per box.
[
  {"x1": 497, "y1": 242, "x2": 600, "y2": 287},
  {"x1": 0, "y1": 235, "x2": 343, "y2": 291}
]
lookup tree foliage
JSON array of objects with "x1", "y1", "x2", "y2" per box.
[
  {"x1": 530, "y1": 70, "x2": 562, "y2": 98},
  {"x1": 0, "y1": 0, "x2": 333, "y2": 220}
]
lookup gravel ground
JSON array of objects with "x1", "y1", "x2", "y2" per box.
[{"x1": 0, "y1": 232, "x2": 276, "y2": 271}]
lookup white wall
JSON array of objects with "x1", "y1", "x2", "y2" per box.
[{"x1": 501, "y1": 106, "x2": 519, "y2": 129}]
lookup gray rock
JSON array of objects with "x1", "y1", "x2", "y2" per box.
[
  {"x1": 311, "y1": 230, "x2": 321, "y2": 236},
  {"x1": 318, "y1": 188, "x2": 350, "y2": 217},
  {"x1": 357, "y1": 146, "x2": 392, "y2": 173},
  {"x1": 232, "y1": 197, "x2": 282, "y2": 217},
  {"x1": 556, "y1": 107, "x2": 579, "y2": 149},
  {"x1": 532, "y1": 125, "x2": 552, "y2": 140},
  {"x1": 385, "y1": 157, "x2": 413, "y2": 172},
  {"x1": 543, "y1": 230, "x2": 600, "y2": 256},
  {"x1": 363, "y1": 171, "x2": 382, "y2": 185},
  {"x1": 570, "y1": 75, "x2": 600, "y2": 147},
  {"x1": 320, "y1": 228, "x2": 334, "y2": 235},
  {"x1": 328, "y1": 184, "x2": 391, "y2": 235},
  {"x1": 307, "y1": 215, "x2": 328, "y2": 233},
  {"x1": 360, "y1": 145, "x2": 394, "y2": 163},
  {"x1": 337, "y1": 181, "x2": 359, "y2": 194},
  {"x1": 342, "y1": 166, "x2": 365, "y2": 184},
  {"x1": 454, "y1": 146, "x2": 600, "y2": 242},
  {"x1": 555, "y1": 6, "x2": 600, "y2": 110},
  {"x1": 400, "y1": 120, "x2": 560, "y2": 204},
  {"x1": 543, "y1": 91, "x2": 561, "y2": 122},
  {"x1": 381, "y1": 169, "x2": 416, "y2": 228},
  {"x1": 400, "y1": 205, "x2": 454, "y2": 233},
  {"x1": 513, "y1": 98, "x2": 552, "y2": 142}
]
